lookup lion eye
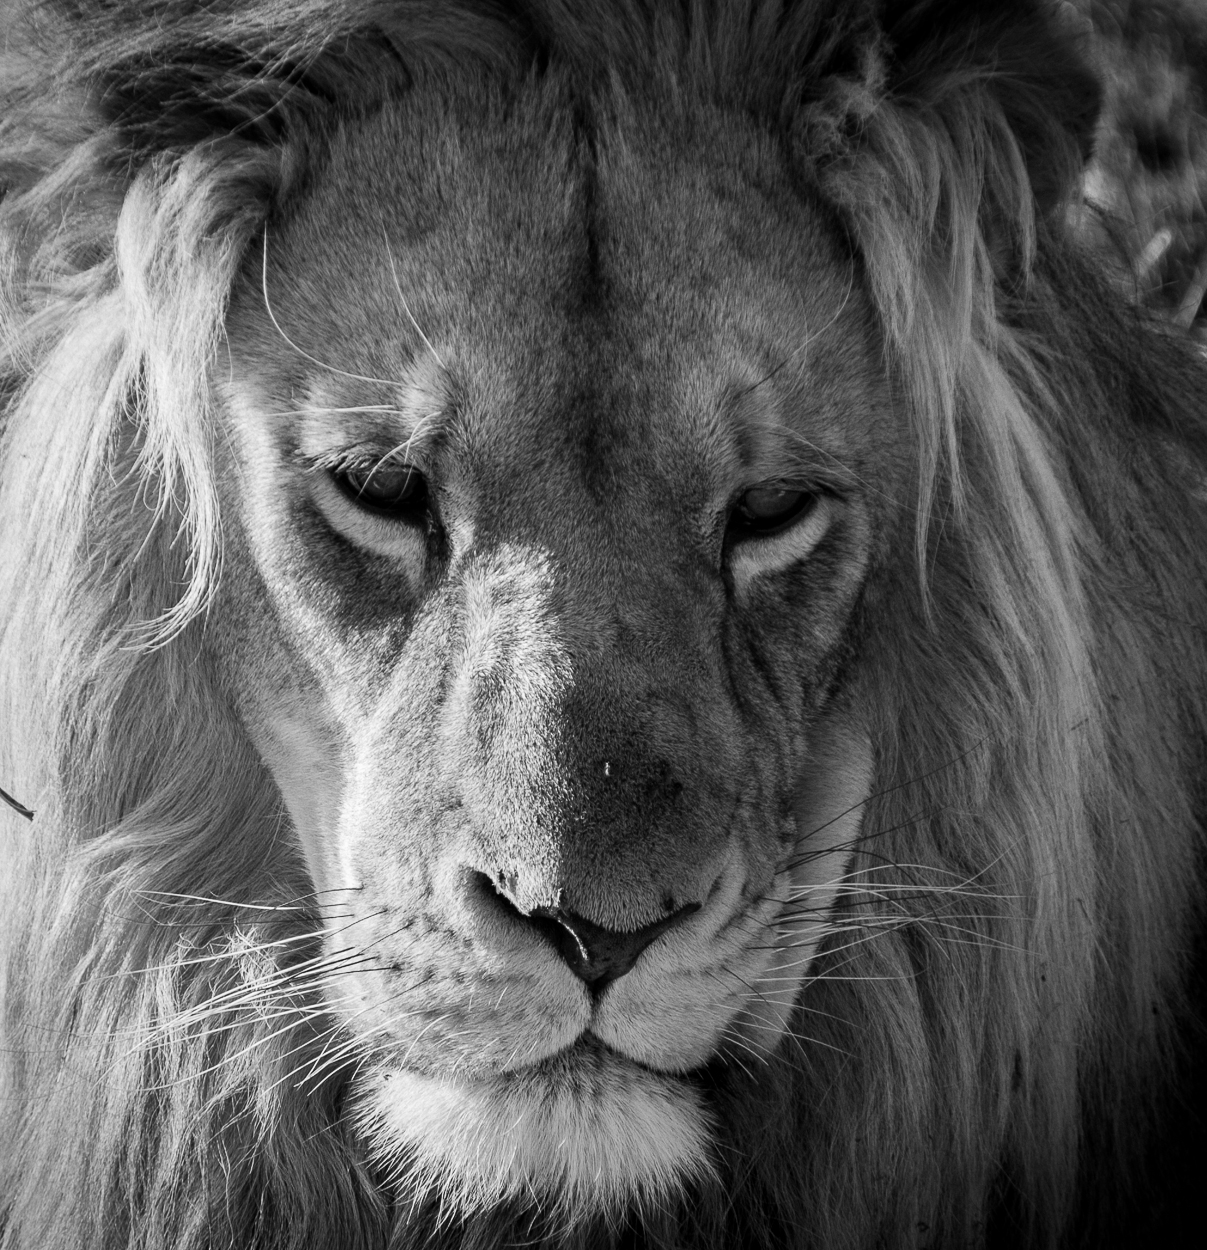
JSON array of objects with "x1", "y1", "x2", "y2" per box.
[
  {"x1": 728, "y1": 485, "x2": 815, "y2": 538},
  {"x1": 335, "y1": 460, "x2": 428, "y2": 518}
]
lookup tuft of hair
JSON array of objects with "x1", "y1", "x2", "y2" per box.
[{"x1": 2, "y1": 3, "x2": 1206, "y2": 1249}]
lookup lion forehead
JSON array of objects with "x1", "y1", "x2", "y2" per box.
[{"x1": 226, "y1": 74, "x2": 888, "y2": 569}]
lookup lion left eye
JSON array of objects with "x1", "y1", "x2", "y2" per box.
[
  {"x1": 728, "y1": 485, "x2": 816, "y2": 538},
  {"x1": 334, "y1": 460, "x2": 429, "y2": 519}
]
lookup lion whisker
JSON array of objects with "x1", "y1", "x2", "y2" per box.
[
  {"x1": 98, "y1": 932, "x2": 351, "y2": 979},
  {"x1": 382, "y1": 229, "x2": 446, "y2": 371}
]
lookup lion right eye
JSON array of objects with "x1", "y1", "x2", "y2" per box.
[
  {"x1": 333, "y1": 461, "x2": 430, "y2": 521},
  {"x1": 727, "y1": 485, "x2": 817, "y2": 540}
]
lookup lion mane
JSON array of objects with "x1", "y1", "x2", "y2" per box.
[{"x1": 1, "y1": 2, "x2": 1206, "y2": 1248}]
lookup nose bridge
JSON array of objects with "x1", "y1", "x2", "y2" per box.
[
  {"x1": 446, "y1": 544, "x2": 571, "y2": 891},
  {"x1": 447, "y1": 539, "x2": 729, "y2": 928},
  {"x1": 452, "y1": 534, "x2": 686, "y2": 731},
  {"x1": 456, "y1": 541, "x2": 574, "y2": 715}
]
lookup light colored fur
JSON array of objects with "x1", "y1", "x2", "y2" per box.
[{"x1": 356, "y1": 1058, "x2": 716, "y2": 1219}]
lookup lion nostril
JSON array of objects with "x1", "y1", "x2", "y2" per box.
[
  {"x1": 472, "y1": 868, "x2": 534, "y2": 915},
  {"x1": 472, "y1": 869, "x2": 524, "y2": 913},
  {"x1": 528, "y1": 903, "x2": 699, "y2": 991},
  {"x1": 469, "y1": 870, "x2": 700, "y2": 990}
]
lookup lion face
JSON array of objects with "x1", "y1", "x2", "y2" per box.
[{"x1": 214, "y1": 76, "x2": 895, "y2": 1209}]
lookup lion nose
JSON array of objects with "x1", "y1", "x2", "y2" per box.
[{"x1": 525, "y1": 903, "x2": 699, "y2": 990}]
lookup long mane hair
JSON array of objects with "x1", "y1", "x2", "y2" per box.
[{"x1": 2, "y1": 2, "x2": 1206, "y2": 1248}]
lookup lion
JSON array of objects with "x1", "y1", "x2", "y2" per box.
[{"x1": 1, "y1": 0, "x2": 1205, "y2": 1247}]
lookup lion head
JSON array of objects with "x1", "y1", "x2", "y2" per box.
[
  {"x1": 2, "y1": 2, "x2": 1206, "y2": 1248},
  {"x1": 215, "y1": 76, "x2": 890, "y2": 1211}
]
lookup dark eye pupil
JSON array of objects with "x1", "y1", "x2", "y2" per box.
[{"x1": 338, "y1": 461, "x2": 426, "y2": 513}]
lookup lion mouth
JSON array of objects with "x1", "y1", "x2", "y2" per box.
[
  {"x1": 525, "y1": 1032, "x2": 693, "y2": 1079},
  {"x1": 524, "y1": 1031, "x2": 708, "y2": 1081}
]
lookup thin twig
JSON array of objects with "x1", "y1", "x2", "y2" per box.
[{"x1": 0, "y1": 784, "x2": 34, "y2": 821}]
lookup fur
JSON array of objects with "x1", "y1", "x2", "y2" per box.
[{"x1": 1, "y1": 2, "x2": 1206, "y2": 1248}]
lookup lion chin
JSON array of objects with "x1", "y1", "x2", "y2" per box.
[{"x1": 356, "y1": 1045, "x2": 714, "y2": 1218}]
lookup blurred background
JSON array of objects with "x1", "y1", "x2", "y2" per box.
[{"x1": 1075, "y1": 0, "x2": 1207, "y2": 342}]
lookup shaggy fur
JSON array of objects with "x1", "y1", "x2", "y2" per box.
[{"x1": 1, "y1": 2, "x2": 1206, "y2": 1248}]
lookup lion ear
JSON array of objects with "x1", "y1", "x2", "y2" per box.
[{"x1": 875, "y1": 0, "x2": 1101, "y2": 214}]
